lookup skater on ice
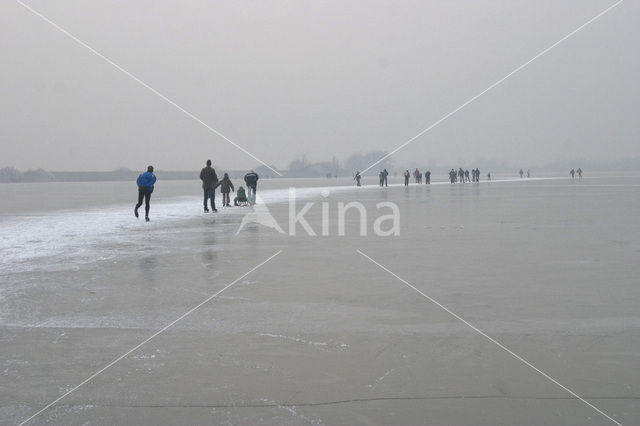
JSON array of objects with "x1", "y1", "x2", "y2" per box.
[{"x1": 134, "y1": 165, "x2": 156, "y2": 222}]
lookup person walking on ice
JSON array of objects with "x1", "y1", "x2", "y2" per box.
[
  {"x1": 404, "y1": 170, "x2": 410, "y2": 186},
  {"x1": 354, "y1": 171, "x2": 361, "y2": 187},
  {"x1": 216, "y1": 173, "x2": 235, "y2": 207},
  {"x1": 134, "y1": 165, "x2": 156, "y2": 222},
  {"x1": 577, "y1": 168, "x2": 582, "y2": 179}
]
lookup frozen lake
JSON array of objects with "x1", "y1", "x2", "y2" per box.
[{"x1": 1, "y1": 174, "x2": 639, "y2": 425}]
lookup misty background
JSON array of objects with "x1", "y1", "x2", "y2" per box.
[{"x1": 1, "y1": 0, "x2": 638, "y2": 174}]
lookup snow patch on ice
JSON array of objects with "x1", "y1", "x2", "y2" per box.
[
  {"x1": 368, "y1": 368, "x2": 395, "y2": 390},
  {"x1": 257, "y1": 333, "x2": 328, "y2": 347}
]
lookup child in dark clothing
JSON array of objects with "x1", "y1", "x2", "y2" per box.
[{"x1": 216, "y1": 173, "x2": 235, "y2": 207}]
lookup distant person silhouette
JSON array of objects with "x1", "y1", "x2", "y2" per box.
[
  {"x1": 425, "y1": 170, "x2": 431, "y2": 184},
  {"x1": 200, "y1": 160, "x2": 218, "y2": 212},
  {"x1": 135, "y1": 165, "x2": 156, "y2": 222},
  {"x1": 519, "y1": 169, "x2": 524, "y2": 178},
  {"x1": 404, "y1": 170, "x2": 410, "y2": 186},
  {"x1": 570, "y1": 168, "x2": 575, "y2": 179},
  {"x1": 577, "y1": 168, "x2": 582, "y2": 179},
  {"x1": 527, "y1": 169, "x2": 531, "y2": 178},
  {"x1": 354, "y1": 171, "x2": 361, "y2": 186},
  {"x1": 487, "y1": 172, "x2": 491, "y2": 181},
  {"x1": 382, "y1": 169, "x2": 389, "y2": 186}
]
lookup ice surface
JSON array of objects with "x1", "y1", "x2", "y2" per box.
[
  {"x1": 0, "y1": 176, "x2": 551, "y2": 273},
  {"x1": 1, "y1": 175, "x2": 639, "y2": 425}
]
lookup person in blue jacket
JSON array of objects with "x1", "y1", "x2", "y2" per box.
[{"x1": 135, "y1": 165, "x2": 156, "y2": 222}]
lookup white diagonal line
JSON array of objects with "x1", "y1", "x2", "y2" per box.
[
  {"x1": 361, "y1": 0, "x2": 623, "y2": 174},
  {"x1": 13, "y1": 0, "x2": 283, "y2": 177},
  {"x1": 356, "y1": 249, "x2": 622, "y2": 426},
  {"x1": 17, "y1": 250, "x2": 283, "y2": 426}
]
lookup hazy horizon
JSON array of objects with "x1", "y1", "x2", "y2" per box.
[
  {"x1": 3, "y1": 153, "x2": 639, "y2": 174},
  {"x1": 1, "y1": 0, "x2": 638, "y2": 171}
]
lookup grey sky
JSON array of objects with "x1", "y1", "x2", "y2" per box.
[{"x1": 1, "y1": 0, "x2": 637, "y2": 171}]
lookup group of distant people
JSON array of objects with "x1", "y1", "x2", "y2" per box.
[
  {"x1": 570, "y1": 168, "x2": 583, "y2": 179},
  {"x1": 353, "y1": 169, "x2": 393, "y2": 187},
  {"x1": 199, "y1": 160, "x2": 258, "y2": 212},
  {"x1": 134, "y1": 160, "x2": 259, "y2": 221},
  {"x1": 447, "y1": 168, "x2": 484, "y2": 184},
  {"x1": 135, "y1": 163, "x2": 585, "y2": 222},
  {"x1": 411, "y1": 168, "x2": 431, "y2": 184},
  {"x1": 354, "y1": 167, "x2": 489, "y2": 187},
  {"x1": 401, "y1": 169, "x2": 432, "y2": 185}
]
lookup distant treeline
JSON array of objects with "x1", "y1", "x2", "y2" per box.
[
  {"x1": 0, "y1": 167, "x2": 260, "y2": 183},
  {"x1": 282, "y1": 151, "x2": 393, "y2": 178},
  {"x1": 0, "y1": 151, "x2": 393, "y2": 183}
]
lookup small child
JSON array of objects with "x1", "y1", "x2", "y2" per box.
[
  {"x1": 215, "y1": 173, "x2": 235, "y2": 207},
  {"x1": 234, "y1": 186, "x2": 248, "y2": 206}
]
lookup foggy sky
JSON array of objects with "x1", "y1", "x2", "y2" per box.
[{"x1": 1, "y1": 0, "x2": 638, "y2": 172}]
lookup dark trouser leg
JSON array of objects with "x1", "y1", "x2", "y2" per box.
[
  {"x1": 136, "y1": 189, "x2": 144, "y2": 209},
  {"x1": 203, "y1": 189, "x2": 209, "y2": 210},
  {"x1": 144, "y1": 191, "x2": 151, "y2": 217},
  {"x1": 211, "y1": 188, "x2": 216, "y2": 209}
]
